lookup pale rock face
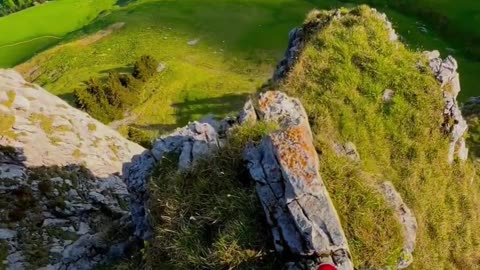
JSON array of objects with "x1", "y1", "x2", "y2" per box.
[
  {"x1": 123, "y1": 121, "x2": 231, "y2": 239},
  {"x1": 244, "y1": 91, "x2": 353, "y2": 270},
  {"x1": 380, "y1": 182, "x2": 418, "y2": 269},
  {"x1": 0, "y1": 69, "x2": 144, "y2": 177},
  {"x1": 424, "y1": 52, "x2": 469, "y2": 162}
]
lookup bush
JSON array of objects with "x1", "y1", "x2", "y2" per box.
[
  {"x1": 127, "y1": 127, "x2": 152, "y2": 149},
  {"x1": 132, "y1": 55, "x2": 159, "y2": 82},
  {"x1": 74, "y1": 55, "x2": 158, "y2": 123}
]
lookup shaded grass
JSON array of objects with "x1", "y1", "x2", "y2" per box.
[
  {"x1": 146, "y1": 122, "x2": 280, "y2": 269},
  {"x1": 279, "y1": 6, "x2": 480, "y2": 269}
]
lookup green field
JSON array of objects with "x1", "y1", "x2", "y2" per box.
[
  {"x1": 0, "y1": 0, "x2": 116, "y2": 67},
  {"x1": 6, "y1": 0, "x2": 480, "y2": 138}
]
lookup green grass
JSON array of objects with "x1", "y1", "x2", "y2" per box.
[
  {"x1": 0, "y1": 0, "x2": 116, "y2": 67},
  {"x1": 147, "y1": 121, "x2": 280, "y2": 269},
  {"x1": 277, "y1": 6, "x2": 480, "y2": 269},
  {"x1": 349, "y1": 0, "x2": 480, "y2": 60},
  {"x1": 12, "y1": 0, "x2": 478, "y2": 140}
]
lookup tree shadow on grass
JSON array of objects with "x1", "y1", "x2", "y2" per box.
[{"x1": 172, "y1": 93, "x2": 249, "y2": 127}]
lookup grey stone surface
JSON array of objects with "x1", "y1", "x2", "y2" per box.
[
  {"x1": 0, "y1": 69, "x2": 144, "y2": 177},
  {"x1": 244, "y1": 91, "x2": 353, "y2": 270},
  {"x1": 380, "y1": 182, "x2": 418, "y2": 269},
  {"x1": 333, "y1": 142, "x2": 360, "y2": 162},
  {"x1": 123, "y1": 121, "x2": 224, "y2": 239},
  {"x1": 0, "y1": 229, "x2": 16, "y2": 240},
  {"x1": 425, "y1": 52, "x2": 469, "y2": 162},
  {"x1": 382, "y1": 89, "x2": 395, "y2": 103}
]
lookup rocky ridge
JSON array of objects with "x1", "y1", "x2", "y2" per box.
[
  {"x1": 0, "y1": 70, "x2": 144, "y2": 270},
  {"x1": 0, "y1": 69, "x2": 144, "y2": 177}
]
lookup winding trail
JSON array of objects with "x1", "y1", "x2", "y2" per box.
[{"x1": 0, "y1": 35, "x2": 61, "y2": 49}]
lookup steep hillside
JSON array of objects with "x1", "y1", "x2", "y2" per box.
[
  {"x1": 117, "y1": 6, "x2": 480, "y2": 270},
  {"x1": 0, "y1": 0, "x2": 116, "y2": 67},
  {"x1": 275, "y1": 6, "x2": 480, "y2": 269},
  {"x1": 10, "y1": 0, "x2": 479, "y2": 142}
]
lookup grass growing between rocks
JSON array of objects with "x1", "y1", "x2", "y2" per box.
[
  {"x1": 146, "y1": 122, "x2": 280, "y2": 269},
  {"x1": 277, "y1": 7, "x2": 480, "y2": 269}
]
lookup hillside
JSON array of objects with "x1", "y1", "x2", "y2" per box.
[
  {"x1": 7, "y1": 0, "x2": 479, "y2": 143},
  {"x1": 0, "y1": 3, "x2": 479, "y2": 270},
  {"x1": 120, "y1": 6, "x2": 479, "y2": 270}
]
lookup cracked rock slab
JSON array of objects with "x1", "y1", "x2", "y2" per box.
[{"x1": 244, "y1": 91, "x2": 353, "y2": 270}]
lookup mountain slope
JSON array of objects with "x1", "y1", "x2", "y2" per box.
[{"x1": 274, "y1": 6, "x2": 480, "y2": 269}]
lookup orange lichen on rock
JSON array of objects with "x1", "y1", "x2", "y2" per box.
[
  {"x1": 258, "y1": 90, "x2": 278, "y2": 112},
  {"x1": 271, "y1": 124, "x2": 319, "y2": 185}
]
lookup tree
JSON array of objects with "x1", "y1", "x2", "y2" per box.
[{"x1": 132, "y1": 55, "x2": 158, "y2": 82}]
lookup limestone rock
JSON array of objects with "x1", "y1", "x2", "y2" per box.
[
  {"x1": 0, "y1": 69, "x2": 144, "y2": 177},
  {"x1": 425, "y1": 52, "x2": 468, "y2": 162},
  {"x1": 382, "y1": 89, "x2": 395, "y2": 103},
  {"x1": 244, "y1": 91, "x2": 353, "y2": 270},
  {"x1": 124, "y1": 121, "x2": 225, "y2": 239},
  {"x1": 333, "y1": 142, "x2": 360, "y2": 162},
  {"x1": 380, "y1": 182, "x2": 418, "y2": 269},
  {"x1": 238, "y1": 98, "x2": 257, "y2": 124}
]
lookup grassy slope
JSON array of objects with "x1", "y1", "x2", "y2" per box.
[
  {"x1": 0, "y1": 0, "x2": 115, "y2": 67},
  {"x1": 279, "y1": 7, "x2": 480, "y2": 269},
  {"x1": 14, "y1": 0, "x2": 479, "y2": 141},
  {"x1": 346, "y1": 0, "x2": 480, "y2": 100},
  {"x1": 16, "y1": 0, "x2": 337, "y2": 136}
]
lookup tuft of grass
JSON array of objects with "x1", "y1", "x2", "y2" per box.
[
  {"x1": 0, "y1": 113, "x2": 16, "y2": 139},
  {"x1": 279, "y1": 6, "x2": 480, "y2": 269},
  {"x1": 0, "y1": 91, "x2": 16, "y2": 108},
  {"x1": 88, "y1": 123, "x2": 97, "y2": 132},
  {"x1": 29, "y1": 113, "x2": 54, "y2": 134},
  {"x1": 72, "y1": 148, "x2": 84, "y2": 160},
  {"x1": 146, "y1": 121, "x2": 279, "y2": 269},
  {"x1": 0, "y1": 240, "x2": 7, "y2": 270}
]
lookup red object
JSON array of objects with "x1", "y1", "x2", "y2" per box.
[{"x1": 317, "y1": 264, "x2": 338, "y2": 270}]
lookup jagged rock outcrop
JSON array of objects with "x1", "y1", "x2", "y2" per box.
[
  {"x1": 380, "y1": 182, "x2": 418, "y2": 269},
  {"x1": 0, "y1": 70, "x2": 144, "y2": 270},
  {"x1": 273, "y1": 8, "x2": 397, "y2": 82},
  {"x1": 0, "y1": 69, "x2": 144, "y2": 177},
  {"x1": 123, "y1": 120, "x2": 233, "y2": 239},
  {"x1": 0, "y1": 147, "x2": 134, "y2": 270},
  {"x1": 243, "y1": 91, "x2": 353, "y2": 270},
  {"x1": 425, "y1": 51, "x2": 469, "y2": 162}
]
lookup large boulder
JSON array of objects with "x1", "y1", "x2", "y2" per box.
[
  {"x1": 0, "y1": 70, "x2": 144, "y2": 269},
  {"x1": 0, "y1": 70, "x2": 144, "y2": 177},
  {"x1": 244, "y1": 91, "x2": 353, "y2": 270},
  {"x1": 123, "y1": 120, "x2": 233, "y2": 239}
]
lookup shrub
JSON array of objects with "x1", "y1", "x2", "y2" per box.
[
  {"x1": 132, "y1": 55, "x2": 159, "y2": 82},
  {"x1": 74, "y1": 56, "x2": 158, "y2": 123},
  {"x1": 127, "y1": 127, "x2": 152, "y2": 149}
]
